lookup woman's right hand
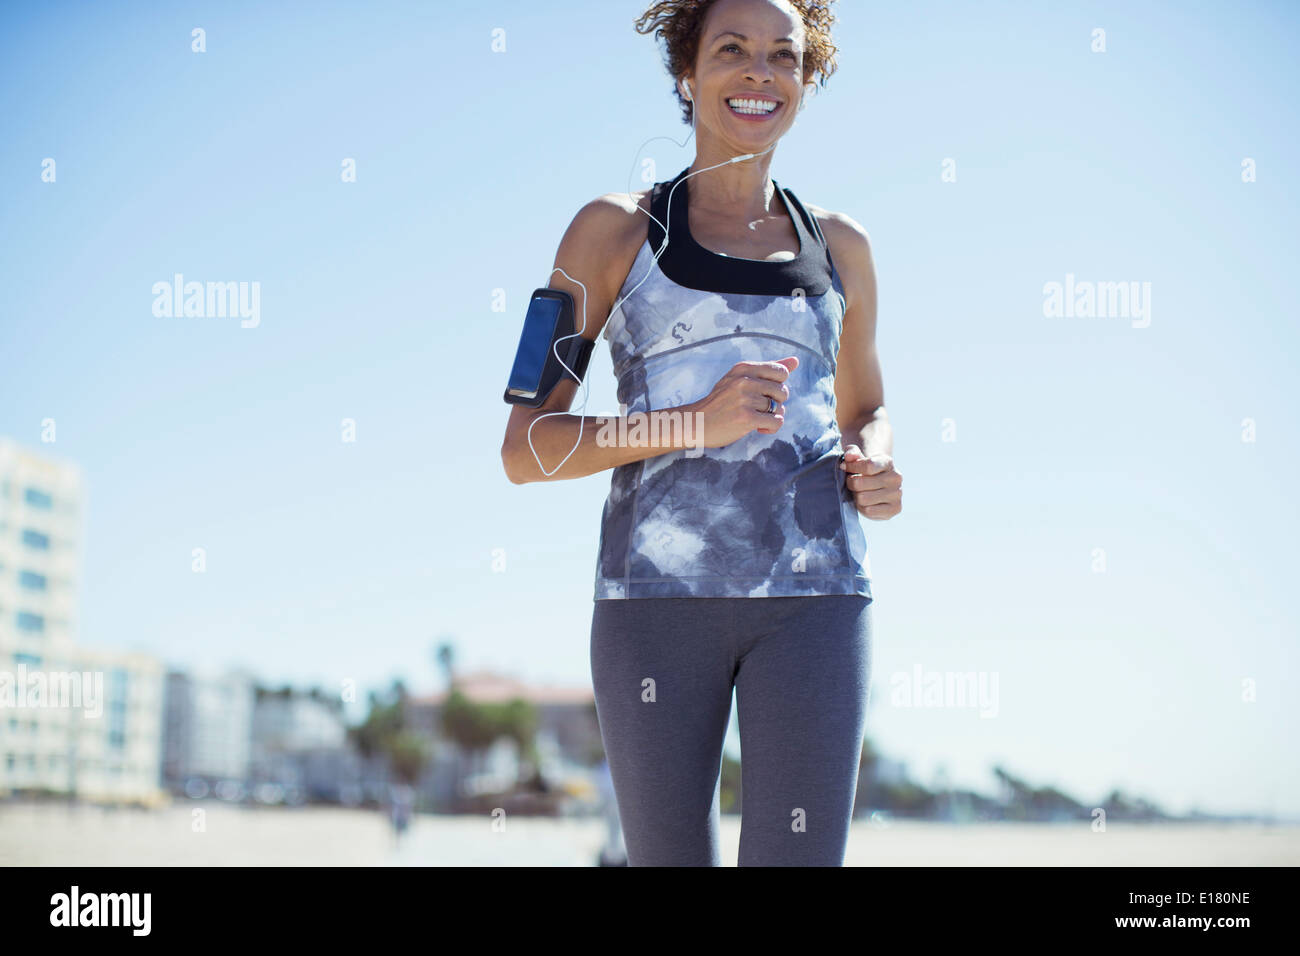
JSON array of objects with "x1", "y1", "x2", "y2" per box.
[{"x1": 688, "y1": 356, "x2": 799, "y2": 449}]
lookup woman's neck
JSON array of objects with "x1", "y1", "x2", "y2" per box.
[{"x1": 685, "y1": 152, "x2": 778, "y2": 219}]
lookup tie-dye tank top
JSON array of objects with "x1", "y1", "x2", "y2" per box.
[{"x1": 592, "y1": 166, "x2": 873, "y2": 601}]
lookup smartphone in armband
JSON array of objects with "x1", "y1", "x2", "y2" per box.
[{"x1": 503, "y1": 288, "x2": 595, "y2": 407}]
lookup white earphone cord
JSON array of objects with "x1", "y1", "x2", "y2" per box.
[{"x1": 526, "y1": 79, "x2": 788, "y2": 477}]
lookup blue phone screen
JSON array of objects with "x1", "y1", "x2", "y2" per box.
[{"x1": 507, "y1": 296, "x2": 563, "y2": 395}]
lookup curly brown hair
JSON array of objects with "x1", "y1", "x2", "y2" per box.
[{"x1": 634, "y1": 0, "x2": 839, "y2": 125}]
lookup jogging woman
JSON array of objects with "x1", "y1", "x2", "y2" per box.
[{"x1": 500, "y1": 0, "x2": 902, "y2": 865}]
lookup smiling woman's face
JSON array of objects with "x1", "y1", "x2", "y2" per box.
[{"x1": 684, "y1": 0, "x2": 809, "y2": 146}]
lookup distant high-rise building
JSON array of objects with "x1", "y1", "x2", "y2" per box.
[
  {"x1": 0, "y1": 437, "x2": 165, "y2": 804},
  {"x1": 0, "y1": 437, "x2": 83, "y2": 649},
  {"x1": 250, "y1": 686, "x2": 354, "y2": 802},
  {"x1": 162, "y1": 669, "x2": 256, "y2": 787}
]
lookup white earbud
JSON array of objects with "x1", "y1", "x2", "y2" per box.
[{"x1": 682, "y1": 79, "x2": 692, "y2": 101}]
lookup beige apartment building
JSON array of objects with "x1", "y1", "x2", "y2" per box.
[{"x1": 0, "y1": 437, "x2": 166, "y2": 804}]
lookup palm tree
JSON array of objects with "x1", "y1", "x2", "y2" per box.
[{"x1": 435, "y1": 640, "x2": 455, "y2": 689}]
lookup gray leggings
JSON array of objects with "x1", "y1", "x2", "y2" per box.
[{"x1": 590, "y1": 594, "x2": 873, "y2": 866}]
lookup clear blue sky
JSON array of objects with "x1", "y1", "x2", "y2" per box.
[{"x1": 2, "y1": 0, "x2": 1297, "y2": 818}]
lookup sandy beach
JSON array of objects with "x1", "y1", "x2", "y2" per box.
[{"x1": 1, "y1": 802, "x2": 1295, "y2": 866}]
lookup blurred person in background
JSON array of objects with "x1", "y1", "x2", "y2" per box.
[{"x1": 387, "y1": 782, "x2": 414, "y2": 847}]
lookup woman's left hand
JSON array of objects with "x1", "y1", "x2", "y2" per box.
[{"x1": 840, "y1": 444, "x2": 902, "y2": 520}]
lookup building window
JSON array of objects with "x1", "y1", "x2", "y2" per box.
[
  {"x1": 18, "y1": 571, "x2": 47, "y2": 591},
  {"x1": 21, "y1": 529, "x2": 50, "y2": 551},
  {"x1": 108, "y1": 669, "x2": 128, "y2": 748},
  {"x1": 24, "y1": 488, "x2": 54, "y2": 510},
  {"x1": 15, "y1": 612, "x2": 45, "y2": 634}
]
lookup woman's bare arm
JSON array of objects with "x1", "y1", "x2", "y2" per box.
[
  {"x1": 817, "y1": 206, "x2": 902, "y2": 519},
  {"x1": 500, "y1": 192, "x2": 694, "y2": 483},
  {"x1": 817, "y1": 208, "x2": 891, "y2": 457}
]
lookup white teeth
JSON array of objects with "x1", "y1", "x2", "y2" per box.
[{"x1": 727, "y1": 98, "x2": 777, "y2": 114}]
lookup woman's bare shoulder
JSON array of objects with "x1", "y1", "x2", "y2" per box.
[
  {"x1": 556, "y1": 189, "x2": 652, "y2": 277},
  {"x1": 546, "y1": 188, "x2": 654, "y2": 338},
  {"x1": 804, "y1": 201, "x2": 876, "y2": 316},
  {"x1": 561, "y1": 189, "x2": 652, "y2": 301},
  {"x1": 804, "y1": 201, "x2": 873, "y2": 264},
  {"x1": 579, "y1": 187, "x2": 654, "y2": 248}
]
